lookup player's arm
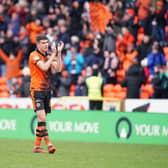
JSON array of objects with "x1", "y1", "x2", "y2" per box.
[
  {"x1": 37, "y1": 52, "x2": 56, "y2": 72},
  {"x1": 51, "y1": 41, "x2": 64, "y2": 73}
]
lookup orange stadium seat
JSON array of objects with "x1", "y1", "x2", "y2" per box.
[
  {"x1": 69, "y1": 84, "x2": 76, "y2": 96},
  {"x1": 103, "y1": 84, "x2": 114, "y2": 97},
  {"x1": 0, "y1": 84, "x2": 8, "y2": 92},
  {"x1": 115, "y1": 91, "x2": 126, "y2": 99},
  {"x1": 0, "y1": 77, "x2": 7, "y2": 85},
  {"x1": 116, "y1": 69, "x2": 126, "y2": 83},
  {"x1": 163, "y1": 46, "x2": 168, "y2": 61},
  {"x1": 140, "y1": 84, "x2": 154, "y2": 99},
  {"x1": 0, "y1": 91, "x2": 9, "y2": 98}
]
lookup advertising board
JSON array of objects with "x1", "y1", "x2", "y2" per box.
[{"x1": 0, "y1": 109, "x2": 168, "y2": 145}]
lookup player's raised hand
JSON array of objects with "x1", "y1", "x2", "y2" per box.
[
  {"x1": 51, "y1": 41, "x2": 57, "y2": 53},
  {"x1": 57, "y1": 41, "x2": 64, "y2": 52}
]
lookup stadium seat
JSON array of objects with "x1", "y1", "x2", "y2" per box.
[
  {"x1": 113, "y1": 84, "x2": 123, "y2": 92},
  {"x1": 0, "y1": 84, "x2": 8, "y2": 92},
  {"x1": 116, "y1": 69, "x2": 125, "y2": 83},
  {"x1": 0, "y1": 77, "x2": 7, "y2": 85},
  {"x1": 103, "y1": 84, "x2": 114, "y2": 97},
  {"x1": 115, "y1": 91, "x2": 126, "y2": 99},
  {"x1": 140, "y1": 84, "x2": 154, "y2": 99},
  {"x1": 163, "y1": 46, "x2": 168, "y2": 61},
  {"x1": 0, "y1": 91, "x2": 10, "y2": 98},
  {"x1": 69, "y1": 84, "x2": 76, "y2": 96}
]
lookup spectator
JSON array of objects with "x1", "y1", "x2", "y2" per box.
[
  {"x1": 0, "y1": 48, "x2": 23, "y2": 83},
  {"x1": 137, "y1": 35, "x2": 152, "y2": 62},
  {"x1": 58, "y1": 24, "x2": 70, "y2": 45},
  {"x1": 152, "y1": 65, "x2": 164, "y2": 98},
  {"x1": 123, "y1": 43, "x2": 138, "y2": 71},
  {"x1": 0, "y1": 0, "x2": 167, "y2": 99},
  {"x1": 142, "y1": 45, "x2": 166, "y2": 78},
  {"x1": 64, "y1": 45, "x2": 85, "y2": 84},
  {"x1": 18, "y1": 66, "x2": 30, "y2": 97},
  {"x1": 121, "y1": 57, "x2": 146, "y2": 98},
  {"x1": 8, "y1": 77, "x2": 21, "y2": 97},
  {"x1": 85, "y1": 47, "x2": 102, "y2": 67},
  {"x1": 69, "y1": 1, "x2": 82, "y2": 35},
  {"x1": 152, "y1": 1, "x2": 167, "y2": 42},
  {"x1": 103, "y1": 51, "x2": 119, "y2": 84},
  {"x1": 103, "y1": 24, "x2": 116, "y2": 52},
  {"x1": 85, "y1": 64, "x2": 103, "y2": 110},
  {"x1": 152, "y1": 65, "x2": 168, "y2": 98},
  {"x1": 57, "y1": 69, "x2": 72, "y2": 97},
  {"x1": 75, "y1": 75, "x2": 87, "y2": 96}
]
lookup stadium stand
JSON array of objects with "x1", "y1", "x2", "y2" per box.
[{"x1": 0, "y1": 0, "x2": 167, "y2": 99}]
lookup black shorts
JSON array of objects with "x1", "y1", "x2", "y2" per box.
[{"x1": 30, "y1": 90, "x2": 51, "y2": 113}]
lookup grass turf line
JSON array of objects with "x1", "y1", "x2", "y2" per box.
[{"x1": 0, "y1": 139, "x2": 167, "y2": 168}]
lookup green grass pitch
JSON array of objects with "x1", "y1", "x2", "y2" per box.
[{"x1": 0, "y1": 139, "x2": 167, "y2": 168}]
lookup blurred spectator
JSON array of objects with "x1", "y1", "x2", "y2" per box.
[
  {"x1": 75, "y1": 75, "x2": 87, "y2": 96},
  {"x1": 103, "y1": 24, "x2": 116, "y2": 52},
  {"x1": 57, "y1": 70, "x2": 72, "y2": 97},
  {"x1": 165, "y1": 26, "x2": 168, "y2": 42},
  {"x1": 122, "y1": 8, "x2": 138, "y2": 37},
  {"x1": 0, "y1": 0, "x2": 167, "y2": 99},
  {"x1": 85, "y1": 47, "x2": 102, "y2": 67},
  {"x1": 137, "y1": 35, "x2": 152, "y2": 62},
  {"x1": 85, "y1": 64, "x2": 103, "y2": 110},
  {"x1": 58, "y1": 24, "x2": 70, "y2": 45},
  {"x1": 64, "y1": 45, "x2": 84, "y2": 84},
  {"x1": 121, "y1": 26, "x2": 135, "y2": 46},
  {"x1": 152, "y1": 65, "x2": 168, "y2": 98},
  {"x1": 152, "y1": 65, "x2": 164, "y2": 98},
  {"x1": 121, "y1": 57, "x2": 146, "y2": 98},
  {"x1": 123, "y1": 43, "x2": 138, "y2": 71},
  {"x1": 69, "y1": 1, "x2": 82, "y2": 35},
  {"x1": 151, "y1": 1, "x2": 167, "y2": 42},
  {"x1": 142, "y1": 45, "x2": 166, "y2": 78},
  {"x1": 3, "y1": 29, "x2": 20, "y2": 55},
  {"x1": 8, "y1": 12, "x2": 20, "y2": 36},
  {"x1": 0, "y1": 4, "x2": 9, "y2": 32},
  {"x1": 103, "y1": 51, "x2": 119, "y2": 84},
  {"x1": 18, "y1": 66, "x2": 30, "y2": 97},
  {"x1": 8, "y1": 77, "x2": 21, "y2": 97},
  {"x1": 26, "y1": 18, "x2": 44, "y2": 50},
  {"x1": 0, "y1": 48, "x2": 23, "y2": 83}
]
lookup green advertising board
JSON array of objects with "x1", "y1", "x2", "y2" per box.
[{"x1": 0, "y1": 109, "x2": 168, "y2": 145}]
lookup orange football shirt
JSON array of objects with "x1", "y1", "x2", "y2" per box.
[{"x1": 29, "y1": 50, "x2": 51, "y2": 91}]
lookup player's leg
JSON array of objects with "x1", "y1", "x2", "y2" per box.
[
  {"x1": 33, "y1": 109, "x2": 48, "y2": 153},
  {"x1": 43, "y1": 91, "x2": 56, "y2": 153},
  {"x1": 31, "y1": 91, "x2": 47, "y2": 153}
]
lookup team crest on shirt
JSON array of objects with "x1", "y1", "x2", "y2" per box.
[{"x1": 33, "y1": 56, "x2": 40, "y2": 60}]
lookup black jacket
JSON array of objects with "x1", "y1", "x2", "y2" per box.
[{"x1": 121, "y1": 63, "x2": 146, "y2": 98}]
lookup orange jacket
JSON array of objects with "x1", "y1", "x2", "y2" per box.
[
  {"x1": 26, "y1": 21, "x2": 44, "y2": 44},
  {"x1": 0, "y1": 49, "x2": 23, "y2": 79}
]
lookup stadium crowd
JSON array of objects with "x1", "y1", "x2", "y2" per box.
[{"x1": 0, "y1": 0, "x2": 167, "y2": 99}]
